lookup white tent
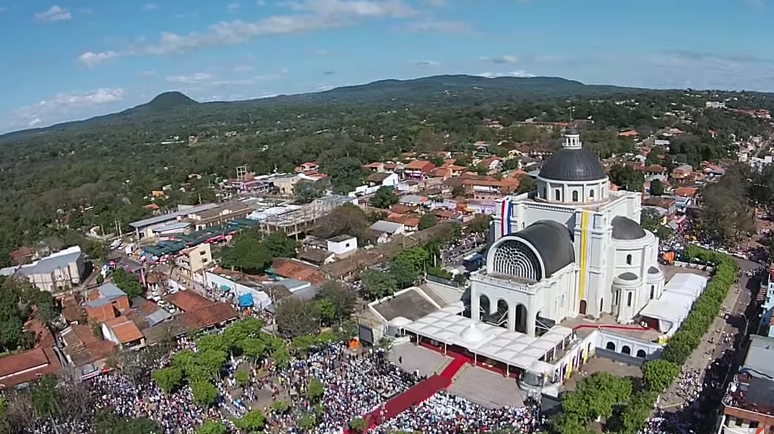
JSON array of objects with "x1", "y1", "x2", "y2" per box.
[
  {"x1": 639, "y1": 291, "x2": 694, "y2": 335},
  {"x1": 664, "y1": 273, "x2": 708, "y2": 299}
]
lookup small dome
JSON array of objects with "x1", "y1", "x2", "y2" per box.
[
  {"x1": 460, "y1": 324, "x2": 485, "y2": 343},
  {"x1": 611, "y1": 216, "x2": 647, "y2": 240},
  {"x1": 618, "y1": 272, "x2": 638, "y2": 281},
  {"x1": 539, "y1": 148, "x2": 606, "y2": 182},
  {"x1": 648, "y1": 266, "x2": 662, "y2": 275}
]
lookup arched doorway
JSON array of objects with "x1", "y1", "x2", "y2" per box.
[
  {"x1": 579, "y1": 300, "x2": 587, "y2": 315},
  {"x1": 622, "y1": 345, "x2": 631, "y2": 355},
  {"x1": 495, "y1": 299, "x2": 509, "y2": 328},
  {"x1": 606, "y1": 342, "x2": 616, "y2": 351},
  {"x1": 514, "y1": 304, "x2": 528, "y2": 333},
  {"x1": 636, "y1": 349, "x2": 647, "y2": 358},
  {"x1": 479, "y1": 295, "x2": 491, "y2": 318}
]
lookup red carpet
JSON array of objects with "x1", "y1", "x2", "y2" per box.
[
  {"x1": 344, "y1": 374, "x2": 451, "y2": 433},
  {"x1": 439, "y1": 356, "x2": 468, "y2": 380}
]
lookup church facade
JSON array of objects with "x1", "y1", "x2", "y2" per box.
[{"x1": 470, "y1": 129, "x2": 665, "y2": 337}]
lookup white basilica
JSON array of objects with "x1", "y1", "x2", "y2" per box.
[{"x1": 470, "y1": 128, "x2": 665, "y2": 337}]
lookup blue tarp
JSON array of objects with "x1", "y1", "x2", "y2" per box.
[{"x1": 238, "y1": 293, "x2": 254, "y2": 308}]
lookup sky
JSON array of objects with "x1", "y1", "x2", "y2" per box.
[{"x1": 1, "y1": 0, "x2": 774, "y2": 133}]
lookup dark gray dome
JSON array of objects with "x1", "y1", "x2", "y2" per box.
[
  {"x1": 648, "y1": 266, "x2": 661, "y2": 274},
  {"x1": 515, "y1": 220, "x2": 575, "y2": 278},
  {"x1": 539, "y1": 148, "x2": 606, "y2": 182},
  {"x1": 612, "y1": 216, "x2": 647, "y2": 240},
  {"x1": 618, "y1": 272, "x2": 638, "y2": 281}
]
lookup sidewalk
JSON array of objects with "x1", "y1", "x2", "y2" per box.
[{"x1": 658, "y1": 281, "x2": 745, "y2": 409}]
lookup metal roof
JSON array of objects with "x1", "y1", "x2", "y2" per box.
[
  {"x1": 611, "y1": 216, "x2": 647, "y2": 240},
  {"x1": 370, "y1": 220, "x2": 404, "y2": 234},
  {"x1": 538, "y1": 148, "x2": 606, "y2": 182},
  {"x1": 514, "y1": 220, "x2": 575, "y2": 278},
  {"x1": 129, "y1": 203, "x2": 219, "y2": 229},
  {"x1": 18, "y1": 247, "x2": 82, "y2": 276},
  {"x1": 743, "y1": 335, "x2": 774, "y2": 380},
  {"x1": 98, "y1": 283, "x2": 126, "y2": 299},
  {"x1": 145, "y1": 309, "x2": 172, "y2": 327}
]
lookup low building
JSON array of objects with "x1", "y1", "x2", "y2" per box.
[
  {"x1": 187, "y1": 200, "x2": 252, "y2": 231},
  {"x1": 366, "y1": 172, "x2": 399, "y2": 188},
  {"x1": 298, "y1": 248, "x2": 335, "y2": 266},
  {"x1": 101, "y1": 316, "x2": 145, "y2": 349},
  {"x1": 14, "y1": 246, "x2": 85, "y2": 292},
  {"x1": 643, "y1": 197, "x2": 676, "y2": 216},
  {"x1": 0, "y1": 346, "x2": 62, "y2": 389},
  {"x1": 404, "y1": 160, "x2": 436, "y2": 178},
  {"x1": 84, "y1": 283, "x2": 130, "y2": 323},
  {"x1": 60, "y1": 325, "x2": 116, "y2": 381},
  {"x1": 719, "y1": 335, "x2": 774, "y2": 433},
  {"x1": 272, "y1": 174, "x2": 302, "y2": 195},
  {"x1": 672, "y1": 165, "x2": 693, "y2": 179},
  {"x1": 129, "y1": 203, "x2": 220, "y2": 239},
  {"x1": 177, "y1": 243, "x2": 212, "y2": 278},
  {"x1": 370, "y1": 220, "x2": 405, "y2": 237},
  {"x1": 327, "y1": 235, "x2": 357, "y2": 256}
]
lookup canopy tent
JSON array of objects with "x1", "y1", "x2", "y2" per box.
[
  {"x1": 639, "y1": 291, "x2": 694, "y2": 335},
  {"x1": 663, "y1": 273, "x2": 708, "y2": 299},
  {"x1": 238, "y1": 293, "x2": 254, "y2": 308}
]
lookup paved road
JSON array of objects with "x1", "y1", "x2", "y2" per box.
[{"x1": 659, "y1": 258, "x2": 757, "y2": 409}]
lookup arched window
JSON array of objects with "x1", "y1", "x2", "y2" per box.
[
  {"x1": 560, "y1": 294, "x2": 565, "y2": 307},
  {"x1": 626, "y1": 292, "x2": 633, "y2": 307},
  {"x1": 572, "y1": 191, "x2": 579, "y2": 202},
  {"x1": 554, "y1": 189, "x2": 561, "y2": 201},
  {"x1": 589, "y1": 190, "x2": 595, "y2": 200},
  {"x1": 626, "y1": 254, "x2": 632, "y2": 265},
  {"x1": 649, "y1": 285, "x2": 655, "y2": 299}
]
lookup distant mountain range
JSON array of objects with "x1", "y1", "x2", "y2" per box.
[{"x1": 0, "y1": 75, "x2": 649, "y2": 141}]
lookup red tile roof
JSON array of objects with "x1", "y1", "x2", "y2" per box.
[
  {"x1": 0, "y1": 347, "x2": 61, "y2": 388},
  {"x1": 166, "y1": 290, "x2": 215, "y2": 312},
  {"x1": 404, "y1": 160, "x2": 436, "y2": 172},
  {"x1": 104, "y1": 316, "x2": 144, "y2": 344},
  {"x1": 271, "y1": 258, "x2": 326, "y2": 284},
  {"x1": 180, "y1": 303, "x2": 237, "y2": 330}
]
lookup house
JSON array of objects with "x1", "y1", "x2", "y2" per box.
[
  {"x1": 327, "y1": 235, "x2": 357, "y2": 257},
  {"x1": 387, "y1": 214, "x2": 420, "y2": 232},
  {"x1": 101, "y1": 316, "x2": 145, "y2": 349},
  {"x1": 180, "y1": 303, "x2": 238, "y2": 331},
  {"x1": 674, "y1": 187, "x2": 698, "y2": 198},
  {"x1": 176, "y1": 243, "x2": 212, "y2": 278},
  {"x1": 643, "y1": 197, "x2": 677, "y2": 216},
  {"x1": 479, "y1": 157, "x2": 502, "y2": 172},
  {"x1": 363, "y1": 162, "x2": 386, "y2": 172},
  {"x1": 60, "y1": 325, "x2": 116, "y2": 380},
  {"x1": 9, "y1": 247, "x2": 34, "y2": 265},
  {"x1": 641, "y1": 165, "x2": 667, "y2": 176},
  {"x1": 186, "y1": 200, "x2": 252, "y2": 230},
  {"x1": 271, "y1": 258, "x2": 326, "y2": 284},
  {"x1": 129, "y1": 203, "x2": 220, "y2": 239},
  {"x1": 272, "y1": 174, "x2": 303, "y2": 195},
  {"x1": 166, "y1": 290, "x2": 214, "y2": 313},
  {"x1": 618, "y1": 130, "x2": 639, "y2": 138},
  {"x1": 84, "y1": 283, "x2": 130, "y2": 323},
  {"x1": 295, "y1": 162, "x2": 319, "y2": 173},
  {"x1": 404, "y1": 160, "x2": 436, "y2": 178},
  {"x1": 672, "y1": 165, "x2": 693, "y2": 180},
  {"x1": 0, "y1": 346, "x2": 62, "y2": 389},
  {"x1": 718, "y1": 335, "x2": 774, "y2": 433},
  {"x1": 297, "y1": 248, "x2": 336, "y2": 266},
  {"x1": 366, "y1": 172, "x2": 399, "y2": 188},
  {"x1": 369, "y1": 220, "x2": 405, "y2": 237},
  {"x1": 16, "y1": 246, "x2": 85, "y2": 292},
  {"x1": 398, "y1": 195, "x2": 428, "y2": 207}
]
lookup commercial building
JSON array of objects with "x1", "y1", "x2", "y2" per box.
[
  {"x1": 15, "y1": 246, "x2": 85, "y2": 292},
  {"x1": 176, "y1": 243, "x2": 213, "y2": 278},
  {"x1": 129, "y1": 203, "x2": 219, "y2": 239},
  {"x1": 718, "y1": 335, "x2": 774, "y2": 433}
]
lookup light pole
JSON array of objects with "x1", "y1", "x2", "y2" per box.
[{"x1": 739, "y1": 313, "x2": 749, "y2": 338}]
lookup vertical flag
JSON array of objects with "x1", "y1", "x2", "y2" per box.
[{"x1": 500, "y1": 197, "x2": 512, "y2": 238}]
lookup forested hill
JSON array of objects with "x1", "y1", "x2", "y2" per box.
[{"x1": 0, "y1": 75, "x2": 643, "y2": 142}]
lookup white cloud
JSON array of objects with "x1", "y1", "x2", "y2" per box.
[
  {"x1": 143, "y1": 4, "x2": 158, "y2": 11},
  {"x1": 166, "y1": 72, "x2": 215, "y2": 84},
  {"x1": 410, "y1": 60, "x2": 440, "y2": 68},
  {"x1": 233, "y1": 65, "x2": 254, "y2": 72},
  {"x1": 479, "y1": 71, "x2": 535, "y2": 78},
  {"x1": 405, "y1": 19, "x2": 470, "y2": 34},
  {"x1": 256, "y1": 0, "x2": 267, "y2": 5},
  {"x1": 227, "y1": 3, "x2": 240, "y2": 12},
  {"x1": 0, "y1": 7, "x2": 6, "y2": 13},
  {"x1": 86, "y1": 0, "x2": 417, "y2": 59},
  {"x1": 422, "y1": 0, "x2": 445, "y2": 5},
  {"x1": 166, "y1": 72, "x2": 283, "y2": 86},
  {"x1": 78, "y1": 51, "x2": 119, "y2": 67},
  {"x1": 6, "y1": 88, "x2": 125, "y2": 131},
  {"x1": 482, "y1": 55, "x2": 517, "y2": 64},
  {"x1": 35, "y1": 5, "x2": 72, "y2": 22}
]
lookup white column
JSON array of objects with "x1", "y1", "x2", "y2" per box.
[
  {"x1": 508, "y1": 302, "x2": 517, "y2": 332},
  {"x1": 471, "y1": 289, "x2": 481, "y2": 322}
]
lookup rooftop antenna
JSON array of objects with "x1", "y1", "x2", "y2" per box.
[{"x1": 569, "y1": 106, "x2": 575, "y2": 125}]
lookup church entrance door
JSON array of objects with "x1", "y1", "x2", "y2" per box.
[{"x1": 579, "y1": 300, "x2": 587, "y2": 315}]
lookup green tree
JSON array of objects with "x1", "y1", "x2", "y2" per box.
[
  {"x1": 263, "y1": 232, "x2": 297, "y2": 258},
  {"x1": 318, "y1": 280, "x2": 356, "y2": 324},
  {"x1": 649, "y1": 179, "x2": 665, "y2": 196},
  {"x1": 369, "y1": 186, "x2": 399, "y2": 209},
  {"x1": 198, "y1": 349, "x2": 228, "y2": 379},
  {"x1": 234, "y1": 367, "x2": 251, "y2": 387},
  {"x1": 221, "y1": 233, "x2": 273, "y2": 273},
  {"x1": 608, "y1": 165, "x2": 644, "y2": 192},
  {"x1": 95, "y1": 412, "x2": 159, "y2": 434},
  {"x1": 191, "y1": 380, "x2": 219, "y2": 406},
  {"x1": 307, "y1": 377, "x2": 325, "y2": 402},
  {"x1": 235, "y1": 409, "x2": 266, "y2": 433},
  {"x1": 31, "y1": 375, "x2": 61, "y2": 418},
  {"x1": 152, "y1": 366, "x2": 184, "y2": 393},
  {"x1": 388, "y1": 257, "x2": 419, "y2": 289},
  {"x1": 111, "y1": 268, "x2": 144, "y2": 299},
  {"x1": 418, "y1": 214, "x2": 438, "y2": 230},
  {"x1": 516, "y1": 175, "x2": 537, "y2": 194},
  {"x1": 467, "y1": 214, "x2": 492, "y2": 234},
  {"x1": 196, "y1": 420, "x2": 227, "y2": 434},
  {"x1": 360, "y1": 268, "x2": 397, "y2": 300},
  {"x1": 298, "y1": 414, "x2": 316, "y2": 432},
  {"x1": 275, "y1": 298, "x2": 320, "y2": 338},
  {"x1": 451, "y1": 185, "x2": 466, "y2": 197},
  {"x1": 317, "y1": 299, "x2": 336, "y2": 325},
  {"x1": 314, "y1": 203, "x2": 369, "y2": 244},
  {"x1": 640, "y1": 208, "x2": 662, "y2": 233},
  {"x1": 294, "y1": 180, "x2": 324, "y2": 204},
  {"x1": 271, "y1": 400, "x2": 290, "y2": 414},
  {"x1": 349, "y1": 417, "x2": 369, "y2": 434},
  {"x1": 642, "y1": 359, "x2": 680, "y2": 392}
]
